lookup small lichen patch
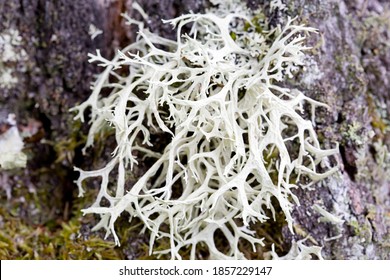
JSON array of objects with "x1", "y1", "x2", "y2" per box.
[
  {"x1": 301, "y1": 56, "x2": 324, "y2": 87},
  {"x1": 312, "y1": 204, "x2": 344, "y2": 224},
  {"x1": 0, "y1": 114, "x2": 27, "y2": 170},
  {"x1": 0, "y1": 29, "x2": 28, "y2": 89},
  {"x1": 270, "y1": 0, "x2": 287, "y2": 12},
  {"x1": 88, "y1": 24, "x2": 103, "y2": 40}
]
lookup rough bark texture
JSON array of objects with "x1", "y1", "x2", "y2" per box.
[
  {"x1": 0, "y1": 0, "x2": 388, "y2": 259},
  {"x1": 281, "y1": 0, "x2": 390, "y2": 260}
]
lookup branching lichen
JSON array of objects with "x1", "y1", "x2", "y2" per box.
[
  {"x1": 72, "y1": 1, "x2": 338, "y2": 259},
  {"x1": 269, "y1": 238, "x2": 323, "y2": 260}
]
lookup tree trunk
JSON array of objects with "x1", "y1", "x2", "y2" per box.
[{"x1": 0, "y1": 0, "x2": 388, "y2": 259}]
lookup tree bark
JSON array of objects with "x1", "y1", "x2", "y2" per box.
[{"x1": 0, "y1": 0, "x2": 388, "y2": 259}]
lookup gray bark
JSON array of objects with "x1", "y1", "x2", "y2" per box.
[{"x1": 0, "y1": 0, "x2": 388, "y2": 259}]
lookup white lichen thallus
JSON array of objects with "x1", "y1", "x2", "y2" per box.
[{"x1": 71, "y1": 0, "x2": 338, "y2": 259}]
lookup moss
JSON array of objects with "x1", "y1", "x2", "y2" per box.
[
  {"x1": 229, "y1": 31, "x2": 237, "y2": 41},
  {"x1": 0, "y1": 206, "x2": 123, "y2": 259},
  {"x1": 348, "y1": 219, "x2": 373, "y2": 244},
  {"x1": 0, "y1": 121, "x2": 141, "y2": 259},
  {"x1": 244, "y1": 13, "x2": 266, "y2": 33}
]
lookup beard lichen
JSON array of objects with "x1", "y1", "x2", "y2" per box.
[{"x1": 71, "y1": 0, "x2": 338, "y2": 259}]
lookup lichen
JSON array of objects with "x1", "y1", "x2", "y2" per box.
[
  {"x1": 269, "y1": 237, "x2": 323, "y2": 260},
  {"x1": 88, "y1": 24, "x2": 103, "y2": 40},
  {"x1": 312, "y1": 204, "x2": 344, "y2": 224},
  {"x1": 0, "y1": 29, "x2": 28, "y2": 89},
  {"x1": 0, "y1": 114, "x2": 27, "y2": 170},
  {"x1": 72, "y1": 0, "x2": 338, "y2": 259},
  {"x1": 270, "y1": 0, "x2": 287, "y2": 12}
]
